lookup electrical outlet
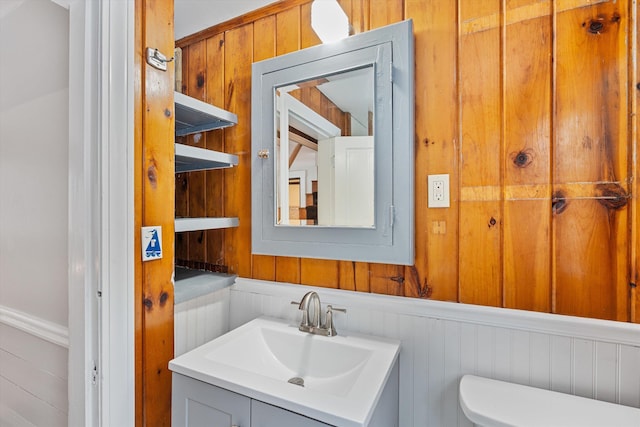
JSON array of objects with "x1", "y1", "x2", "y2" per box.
[{"x1": 428, "y1": 174, "x2": 450, "y2": 208}]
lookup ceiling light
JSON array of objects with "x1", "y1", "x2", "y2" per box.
[{"x1": 311, "y1": 0, "x2": 349, "y2": 44}]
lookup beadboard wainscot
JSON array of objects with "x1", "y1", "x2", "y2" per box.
[
  {"x1": 174, "y1": 283, "x2": 231, "y2": 357},
  {"x1": 0, "y1": 306, "x2": 69, "y2": 426},
  {"x1": 174, "y1": 278, "x2": 640, "y2": 427}
]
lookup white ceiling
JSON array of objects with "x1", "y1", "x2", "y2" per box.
[{"x1": 174, "y1": 0, "x2": 278, "y2": 40}]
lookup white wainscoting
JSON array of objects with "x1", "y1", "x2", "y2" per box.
[
  {"x1": 175, "y1": 278, "x2": 640, "y2": 427},
  {"x1": 0, "y1": 307, "x2": 68, "y2": 427},
  {"x1": 174, "y1": 288, "x2": 230, "y2": 357}
]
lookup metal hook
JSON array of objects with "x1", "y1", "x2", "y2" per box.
[
  {"x1": 145, "y1": 47, "x2": 174, "y2": 71},
  {"x1": 153, "y1": 48, "x2": 174, "y2": 63}
]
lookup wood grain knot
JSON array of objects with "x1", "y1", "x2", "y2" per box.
[
  {"x1": 143, "y1": 298, "x2": 153, "y2": 310},
  {"x1": 178, "y1": 174, "x2": 188, "y2": 191},
  {"x1": 511, "y1": 149, "x2": 533, "y2": 168},
  {"x1": 390, "y1": 275, "x2": 405, "y2": 284},
  {"x1": 164, "y1": 108, "x2": 171, "y2": 118},
  {"x1": 587, "y1": 19, "x2": 604, "y2": 34},
  {"x1": 197, "y1": 72, "x2": 205, "y2": 88},
  {"x1": 159, "y1": 291, "x2": 169, "y2": 306},
  {"x1": 595, "y1": 183, "x2": 629, "y2": 210},
  {"x1": 488, "y1": 217, "x2": 497, "y2": 228},
  {"x1": 147, "y1": 161, "x2": 157, "y2": 188},
  {"x1": 226, "y1": 81, "x2": 235, "y2": 110},
  {"x1": 583, "y1": 13, "x2": 620, "y2": 35},
  {"x1": 423, "y1": 137, "x2": 435, "y2": 147},
  {"x1": 219, "y1": 39, "x2": 224, "y2": 48},
  {"x1": 636, "y1": 82, "x2": 640, "y2": 91},
  {"x1": 552, "y1": 191, "x2": 568, "y2": 214},
  {"x1": 197, "y1": 231, "x2": 204, "y2": 244}
]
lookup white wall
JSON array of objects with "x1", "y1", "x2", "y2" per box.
[
  {"x1": 175, "y1": 279, "x2": 640, "y2": 426},
  {"x1": 0, "y1": 0, "x2": 70, "y2": 424}
]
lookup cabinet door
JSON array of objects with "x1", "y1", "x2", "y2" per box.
[
  {"x1": 250, "y1": 400, "x2": 332, "y2": 427},
  {"x1": 173, "y1": 374, "x2": 250, "y2": 427}
]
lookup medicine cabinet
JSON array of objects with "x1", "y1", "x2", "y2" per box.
[{"x1": 251, "y1": 19, "x2": 414, "y2": 264}]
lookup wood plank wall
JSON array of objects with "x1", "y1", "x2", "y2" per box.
[
  {"x1": 135, "y1": 0, "x2": 175, "y2": 425},
  {"x1": 176, "y1": 0, "x2": 639, "y2": 323}
]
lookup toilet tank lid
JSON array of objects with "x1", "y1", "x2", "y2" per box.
[{"x1": 459, "y1": 375, "x2": 640, "y2": 427}]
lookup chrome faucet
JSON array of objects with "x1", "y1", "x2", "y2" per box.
[
  {"x1": 292, "y1": 292, "x2": 346, "y2": 336},
  {"x1": 298, "y1": 291, "x2": 321, "y2": 332}
]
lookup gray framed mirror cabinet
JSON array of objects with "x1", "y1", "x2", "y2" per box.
[{"x1": 251, "y1": 19, "x2": 414, "y2": 265}]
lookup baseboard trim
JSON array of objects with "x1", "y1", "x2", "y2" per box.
[{"x1": 0, "y1": 305, "x2": 69, "y2": 348}]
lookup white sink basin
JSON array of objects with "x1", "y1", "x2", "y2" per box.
[{"x1": 169, "y1": 316, "x2": 400, "y2": 426}]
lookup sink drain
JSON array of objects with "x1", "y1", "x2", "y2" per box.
[{"x1": 288, "y1": 377, "x2": 305, "y2": 387}]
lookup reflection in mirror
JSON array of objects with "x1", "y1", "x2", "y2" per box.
[{"x1": 275, "y1": 66, "x2": 375, "y2": 228}]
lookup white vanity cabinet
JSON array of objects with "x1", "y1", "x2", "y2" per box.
[{"x1": 172, "y1": 374, "x2": 330, "y2": 427}]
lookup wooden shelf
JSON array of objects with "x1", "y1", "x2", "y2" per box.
[
  {"x1": 175, "y1": 143, "x2": 238, "y2": 173},
  {"x1": 175, "y1": 91, "x2": 238, "y2": 136},
  {"x1": 175, "y1": 217, "x2": 239, "y2": 233}
]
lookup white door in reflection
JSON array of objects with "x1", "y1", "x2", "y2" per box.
[{"x1": 318, "y1": 136, "x2": 374, "y2": 227}]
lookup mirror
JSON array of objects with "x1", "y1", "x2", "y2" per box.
[
  {"x1": 252, "y1": 19, "x2": 414, "y2": 265},
  {"x1": 276, "y1": 66, "x2": 375, "y2": 227}
]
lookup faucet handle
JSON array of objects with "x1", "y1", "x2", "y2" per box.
[
  {"x1": 327, "y1": 305, "x2": 346, "y2": 314},
  {"x1": 323, "y1": 305, "x2": 346, "y2": 336}
]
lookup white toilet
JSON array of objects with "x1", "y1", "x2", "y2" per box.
[{"x1": 459, "y1": 375, "x2": 640, "y2": 427}]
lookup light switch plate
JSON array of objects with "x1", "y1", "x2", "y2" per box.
[{"x1": 428, "y1": 174, "x2": 450, "y2": 208}]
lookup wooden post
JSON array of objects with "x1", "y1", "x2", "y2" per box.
[{"x1": 135, "y1": 0, "x2": 175, "y2": 425}]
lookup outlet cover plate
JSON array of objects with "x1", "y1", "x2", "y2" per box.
[{"x1": 428, "y1": 174, "x2": 450, "y2": 208}]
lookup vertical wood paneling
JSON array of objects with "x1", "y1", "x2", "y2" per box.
[
  {"x1": 459, "y1": 0, "x2": 503, "y2": 307},
  {"x1": 276, "y1": 6, "x2": 300, "y2": 55},
  {"x1": 503, "y1": 1, "x2": 552, "y2": 313},
  {"x1": 224, "y1": 23, "x2": 254, "y2": 278},
  {"x1": 136, "y1": 0, "x2": 175, "y2": 424},
  {"x1": 300, "y1": 2, "x2": 321, "y2": 48},
  {"x1": 369, "y1": 0, "x2": 403, "y2": 29},
  {"x1": 553, "y1": 1, "x2": 630, "y2": 321},
  {"x1": 406, "y1": 0, "x2": 459, "y2": 301},
  {"x1": 275, "y1": 256, "x2": 301, "y2": 283},
  {"x1": 174, "y1": 0, "x2": 638, "y2": 323},
  {"x1": 300, "y1": 259, "x2": 340, "y2": 287},
  {"x1": 183, "y1": 40, "x2": 207, "y2": 262},
  {"x1": 175, "y1": 44, "x2": 189, "y2": 263},
  {"x1": 205, "y1": 33, "x2": 227, "y2": 268},
  {"x1": 631, "y1": 0, "x2": 639, "y2": 324}
]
